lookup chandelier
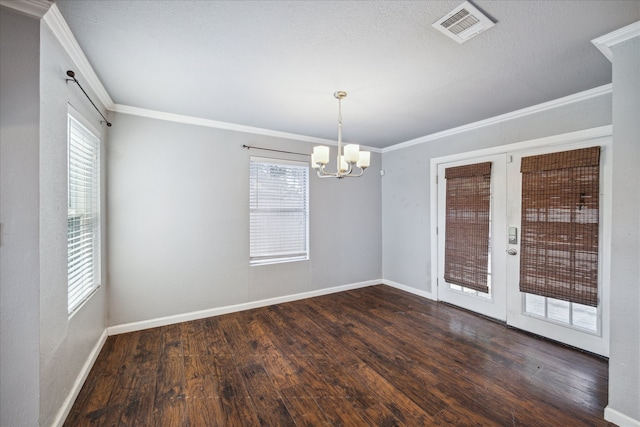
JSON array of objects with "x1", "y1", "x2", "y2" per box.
[{"x1": 311, "y1": 91, "x2": 370, "y2": 178}]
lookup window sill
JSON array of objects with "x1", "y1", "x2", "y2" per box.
[
  {"x1": 250, "y1": 256, "x2": 309, "y2": 267},
  {"x1": 68, "y1": 284, "x2": 101, "y2": 318}
]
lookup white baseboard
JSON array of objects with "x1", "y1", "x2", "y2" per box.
[
  {"x1": 382, "y1": 279, "x2": 435, "y2": 301},
  {"x1": 51, "y1": 329, "x2": 108, "y2": 427},
  {"x1": 605, "y1": 406, "x2": 640, "y2": 427},
  {"x1": 108, "y1": 280, "x2": 381, "y2": 335}
]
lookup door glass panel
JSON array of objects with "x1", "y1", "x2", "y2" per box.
[
  {"x1": 443, "y1": 162, "x2": 492, "y2": 293},
  {"x1": 449, "y1": 267, "x2": 491, "y2": 299},
  {"x1": 524, "y1": 293, "x2": 597, "y2": 333},
  {"x1": 437, "y1": 153, "x2": 507, "y2": 321},
  {"x1": 548, "y1": 298, "x2": 570, "y2": 323},
  {"x1": 525, "y1": 293, "x2": 545, "y2": 316},
  {"x1": 448, "y1": 210, "x2": 492, "y2": 300},
  {"x1": 572, "y1": 303, "x2": 597, "y2": 331},
  {"x1": 519, "y1": 147, "x2": 601, "y2": 307}
]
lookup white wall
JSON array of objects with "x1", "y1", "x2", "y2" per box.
[
  {"x1": 0, "y1": 8, "x2": 41, "y2": 426},
  {"x1": 607, "y1": 35, "x2": 640, "y2": 424},
  {"x1": 107, "y1": 113, "x2": 382, "y2": 327},
  {"x1": 0, "y1": 7, "x2": 108, "y2": 426},
  {"x1": 381, "y1": 92, "x2": 612, "y2": 294}
]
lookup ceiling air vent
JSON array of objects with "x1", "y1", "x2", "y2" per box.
[{"x1": 433, "y1": 1, "x2": 495, "y2": 44}]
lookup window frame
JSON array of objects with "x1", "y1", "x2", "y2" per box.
[
  {"x1": 249, "y1": 156, "x2": 309, "y2": 266},
  {"x1": 67, "y1": 106, "x2": 101, "y2": 315}
]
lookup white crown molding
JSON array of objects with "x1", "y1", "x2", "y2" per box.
[
  {"x1": 112, "y1": 103, "x2": 382, "y2": 153},
  {"x1": 34, "y1": 2, "x2": 381, "y2": 153},
  {"x1": 0, "y1": 0, "x2": 51, "y2": 19},
  {"x1": 42, "y1": 4, "x2": 114, "y2": 110},
  {"x1": 592, "y1": 20, "x2": 640, "y2": 62},
  {"x1": 10, "y1": 0, "x2": 381, "y2": 152},
  {"x1": 382, "y1": 84, "x2": 612, "y2": 153}
]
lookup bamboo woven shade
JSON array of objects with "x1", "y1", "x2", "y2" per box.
[
  {"x1": 519, "y1": 146, "x2": 600, "y2": 307},
  {"x1": 444, "y1": 162, "x2": 492, "y2": 293}
]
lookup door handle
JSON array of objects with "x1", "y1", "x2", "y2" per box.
[{"x1": 507, "y1": 248, "x2": 518, "y2": 256}]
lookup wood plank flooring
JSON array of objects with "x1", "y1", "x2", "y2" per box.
[{"x1": 64, "y1": 285, "x2": 612, "y2": 426}]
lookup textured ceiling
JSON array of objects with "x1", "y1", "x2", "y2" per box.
[{"x1": 54, "y1": 0, "x2": 640, "y2": 149}]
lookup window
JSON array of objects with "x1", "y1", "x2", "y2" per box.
[
  {"x1": 249, "y1": 157, "x2": 309, "y2": 265},
  {"x1": 67, "y1": 113, "x2": 101, "y2": 314}
]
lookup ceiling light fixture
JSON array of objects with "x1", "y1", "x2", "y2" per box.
[{"x1": 311, "y1": 91, "x2": 370, "y2": 178}]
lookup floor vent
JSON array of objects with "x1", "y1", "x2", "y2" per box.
[{"x1": 433, "y1": 1, "x2": 495, "y2": 44}]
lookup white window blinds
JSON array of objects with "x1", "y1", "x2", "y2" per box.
[
  {"x1": 250, "y1": 157, "x2": 309, "y2": 265},
  {"x1": 68, "y1": 114, "x2": 101, "y2": 314}
]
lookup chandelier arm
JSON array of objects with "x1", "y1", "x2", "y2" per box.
[
  {"x1": 318, "y1": 164, "x2": 336, "y2": 176},
  {"x1": 317, "y1": 163, "x2": 363, "y2": 178},
  {"x1": 318, "y1": 161, "x2": 354, "y2": 177},
  {"x1": 316, "y1": 163, "x2": 342, "y2": 178},
  {"x1": 316, "y1": 171, "x2": 337, "y2": 178},
  {"x1": 342, "y1": 168, "x2": 365, "y2": 177},
  {"x1": 345, "y1": 163, "x2": 354, "y2": 175}
]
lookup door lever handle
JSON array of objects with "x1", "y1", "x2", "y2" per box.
[{"x1": 507, "y1": 248, "x2": 518, "y2": 256}]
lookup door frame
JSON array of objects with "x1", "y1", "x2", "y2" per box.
[{"x1": 430, "y1": 126, "x2": 612, "y2": 355}]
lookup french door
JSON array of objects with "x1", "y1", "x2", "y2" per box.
[{"x1": 436, "y1": 136, "x2": 610, "y2": 356}]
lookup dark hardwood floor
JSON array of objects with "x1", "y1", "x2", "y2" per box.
[{"x1": 64, "y1": 285, "x2": 611, "y2": 426}]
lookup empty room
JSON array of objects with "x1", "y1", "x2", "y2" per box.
[{"x1": 1, "y1": 0, "x2": 639, "y2": 425}]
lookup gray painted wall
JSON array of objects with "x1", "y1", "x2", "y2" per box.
[
  {"x1": 0, "y1": 8, "x2": 108, "y2": 426},
  {"x1": 38, "y1": 21, "x2": 109, "y2": 427},
  {"x1": 381, "y1": 93, "x2": 612, "y2": 294},
  {"x1": 0, "y1": 8, "x2": 41, "y2": 426},
  {"x1": 608, "y1": 36, "x2": 640, "y2": 422},
  {"x1": 107, "y1": 113, "x2": 382, "y2": 326}
]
